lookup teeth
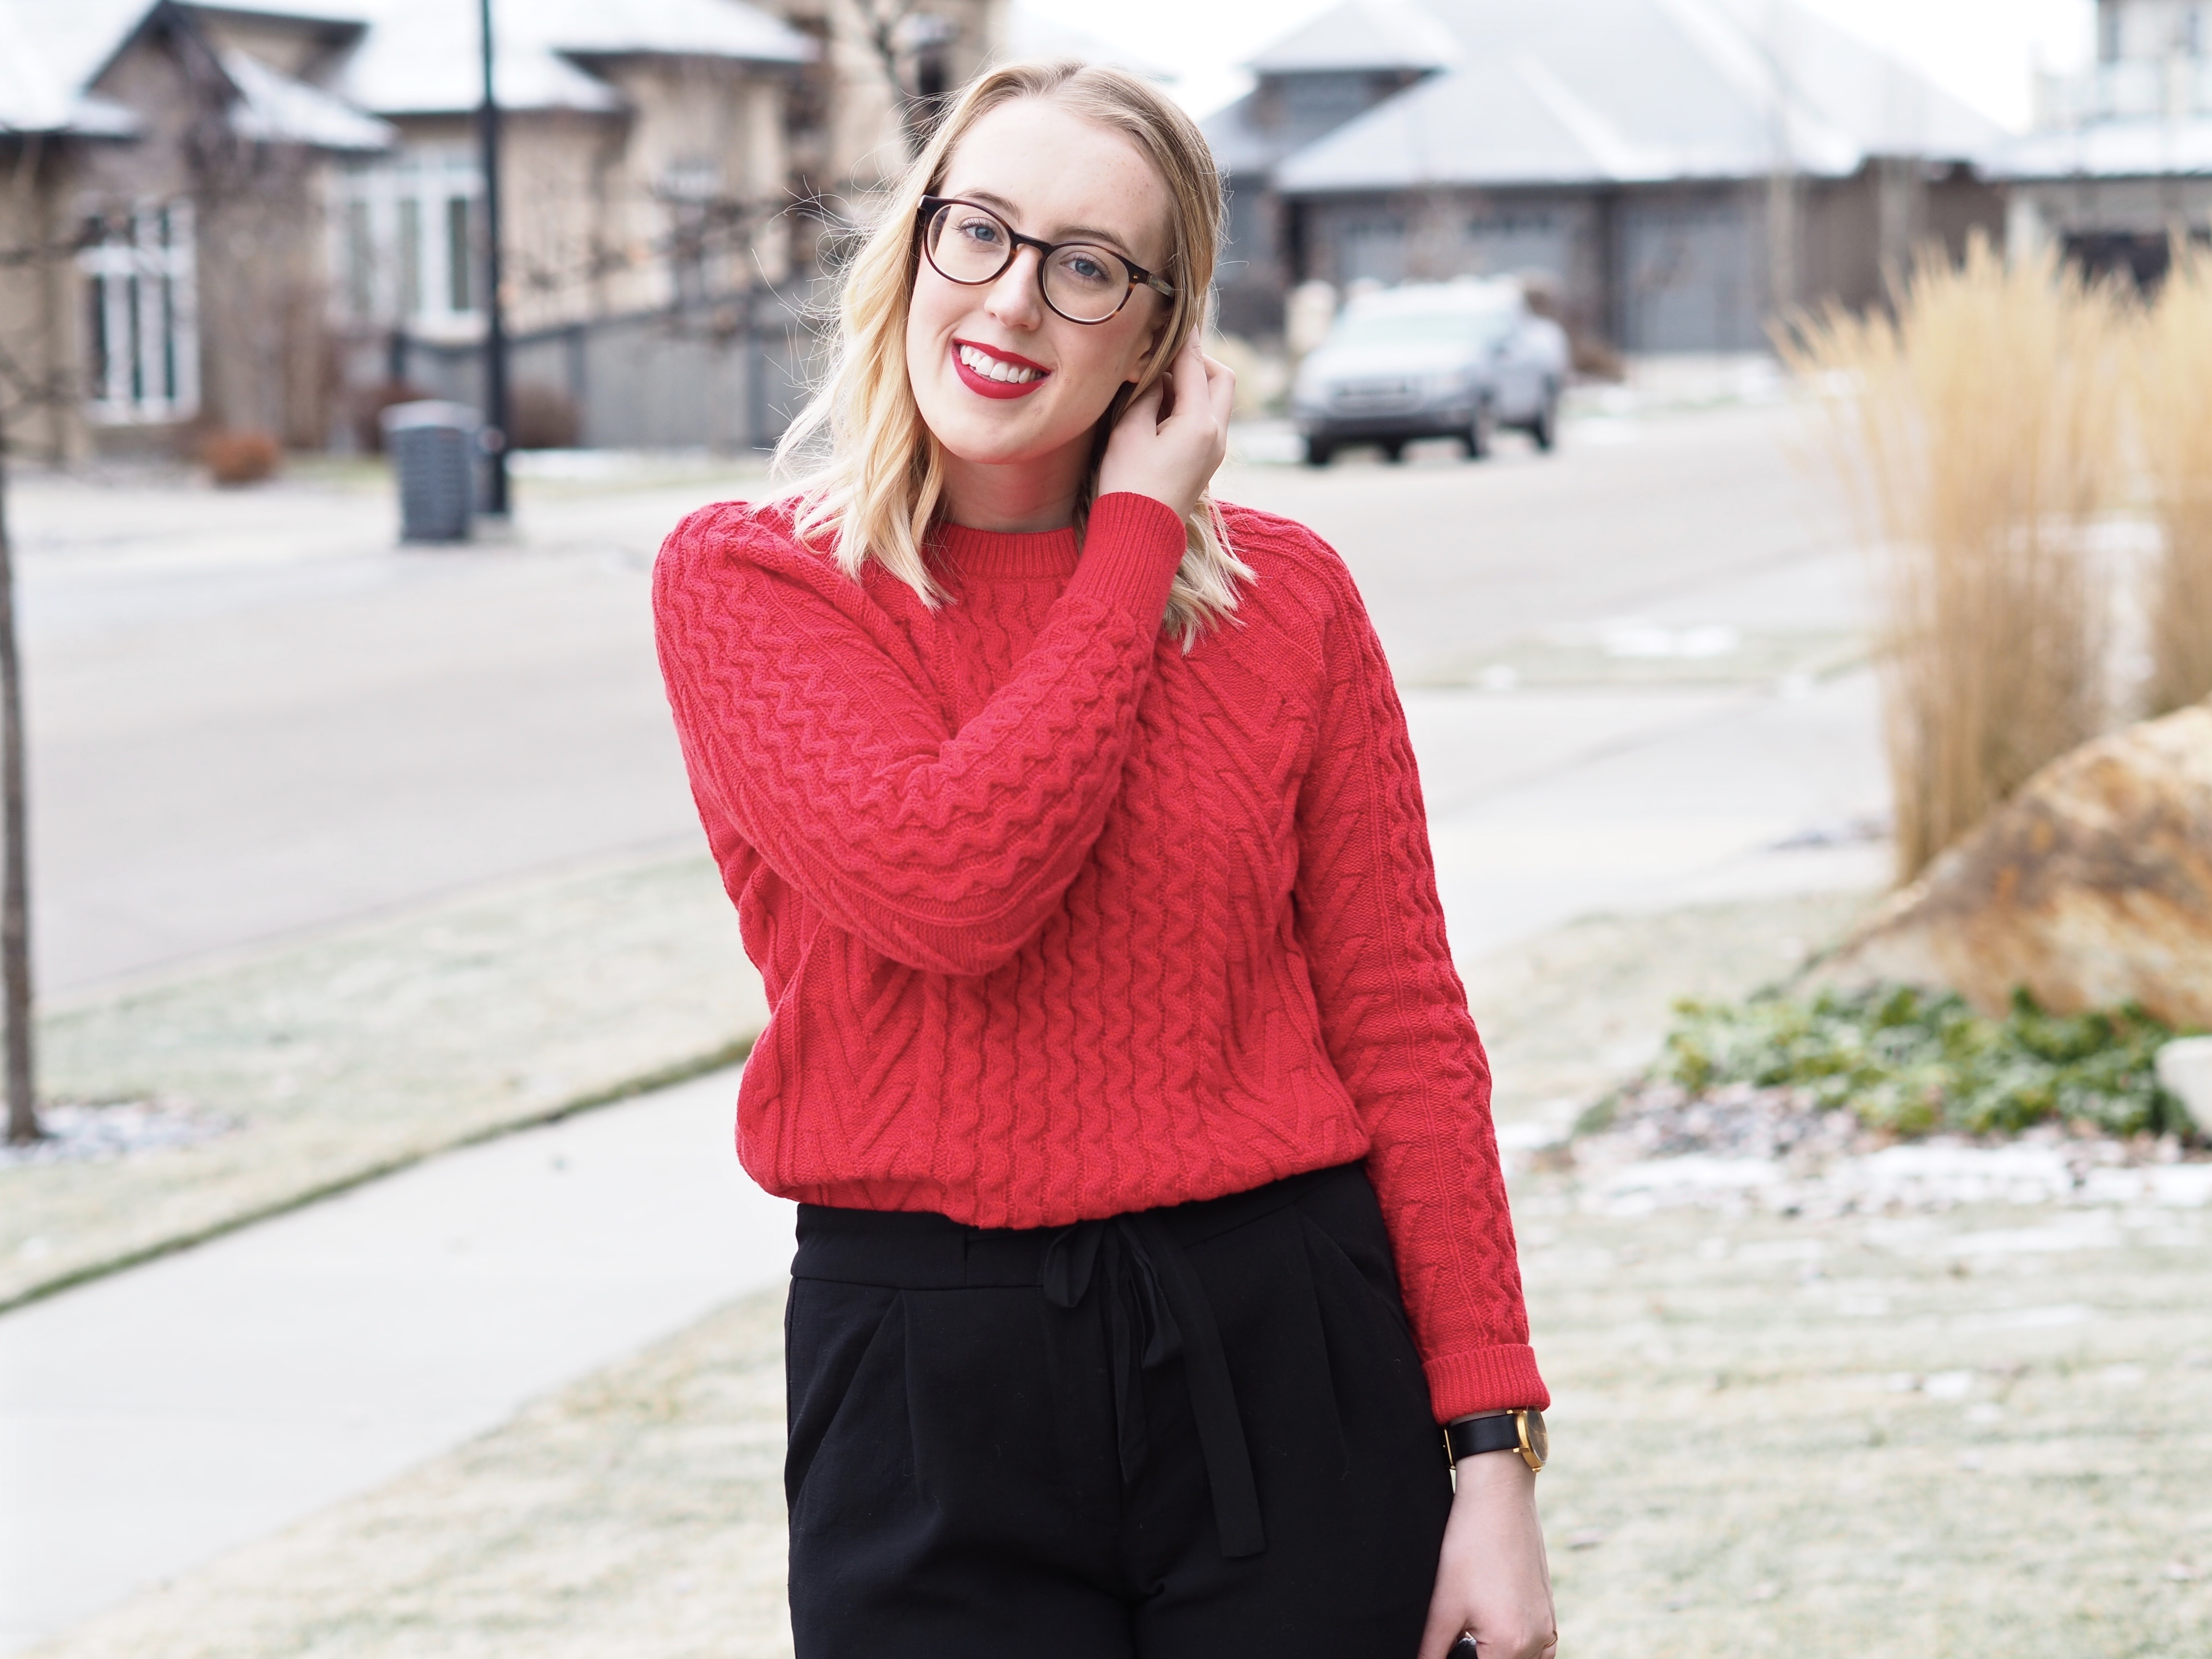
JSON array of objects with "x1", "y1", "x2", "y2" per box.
[{"x1": 959, "y1": 344, "x2": 1041, "y2": 384}]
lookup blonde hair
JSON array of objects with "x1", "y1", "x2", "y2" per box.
[{"x1": 773, "y1": 60, "x2": 1249, "y2": 644}]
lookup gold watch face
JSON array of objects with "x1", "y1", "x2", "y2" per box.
[{"x1": 1517, "y1": 1409, "x2": 1549, "y2": 1470}]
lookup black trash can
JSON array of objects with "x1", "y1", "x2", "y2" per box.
[{"x1": 381, "y1": 400, "x2": 481, "y2": 543}]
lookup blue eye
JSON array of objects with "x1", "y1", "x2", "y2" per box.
[
  {"x1": 1057, "y1": 248, "x2": 1115, "y2": 288},
  {"x1": 957, "y1": 216, "x2": 1004, "y2": 246}
]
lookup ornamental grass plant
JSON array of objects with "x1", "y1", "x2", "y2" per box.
[
  {"x1": 1782, "y1": 239, "x2": 2131, "y2": 881},
  {"x1": 2132, "y1": 240, "x2": 2212, "y2": 715}
]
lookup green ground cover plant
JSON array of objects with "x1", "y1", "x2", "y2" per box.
[{"x1": 1652, "y1": 984, "x2": 2191, "y2": 1139}]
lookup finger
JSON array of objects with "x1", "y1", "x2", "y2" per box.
[
  {"x1": 1202, "y1": 353, "x2": 1238, "y2": 427},
  {"x1": 1413, "y1": 1607, "x2": 1466, "y2": 1659},
  {"x1": 1120, "y1": 373, "x2": 1167, "y2": 429}
]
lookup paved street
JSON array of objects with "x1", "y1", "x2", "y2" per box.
[
  {"x1": 20, "y1": 401, "x2": 1875, "y2": 998},
  {"x1": 1, "y1": 396, "x2": 1893, "y2": 1650}
]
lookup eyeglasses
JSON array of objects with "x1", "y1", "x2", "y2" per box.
[{"x1": 915, "y1": 196, "x2": 1176, "y2": 325}]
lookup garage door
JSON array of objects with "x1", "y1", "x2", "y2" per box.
[
  {"x1": 1619, "y1": 199, "x2": 1764, "y2": 352},
  {"x1": 1465, "y1": 210, "x2": 1574, "y2": 280}
]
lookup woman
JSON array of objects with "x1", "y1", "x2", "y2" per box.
[{"x1": 654, "y1": 60, "x2": 1556, "y2": 1659}]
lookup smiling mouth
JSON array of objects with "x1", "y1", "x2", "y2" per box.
[{"x1": 952, "y1": 338, "x2": 1051, "y2": 399}]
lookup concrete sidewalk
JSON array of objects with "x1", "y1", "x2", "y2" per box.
[{"x1": 0, "y1": 1066, "x2": 792, "y2": 1653}]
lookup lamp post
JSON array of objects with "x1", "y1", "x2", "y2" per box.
[{"x1": 477, "y1": 0, "x2": 511, "y2": 518}]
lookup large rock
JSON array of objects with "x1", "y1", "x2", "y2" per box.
[{"x1": 1824, "y1": 702, "x2": 2212, "y2": 1029}]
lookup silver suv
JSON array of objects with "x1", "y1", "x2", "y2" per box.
[{"x1": 1291, "y1": 279, "x2": 1570, "y2": 466}]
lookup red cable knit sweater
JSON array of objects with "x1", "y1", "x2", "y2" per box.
[{"x1": 653, "y1": 490, "x2": 1545, "y2": 1419}]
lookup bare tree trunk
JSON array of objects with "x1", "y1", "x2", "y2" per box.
[{"x1": 0, "y1": 419, "x2": 38, "y2": 1144}]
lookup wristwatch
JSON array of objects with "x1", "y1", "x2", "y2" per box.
[{"x1": 1444, "y1": 1408, "x2": 1547, "y2": 1473}]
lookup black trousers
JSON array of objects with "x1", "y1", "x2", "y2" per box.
[{"x1": 784, "y1": 1162, "x2": 1454, "y2": 1659}]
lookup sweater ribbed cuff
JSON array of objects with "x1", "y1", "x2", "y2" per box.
[
  {"x1": 1065, "y1": 492, "x2": 1188, "y2": 622},
  {"x1": 1424, "y1": 1344, "x2": 1551, "y2": 1423}
]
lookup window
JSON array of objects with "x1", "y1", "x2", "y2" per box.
[
  {"x1": 2099, "y1": 0, "x2": 2122, "y2": 63},
  {"x1": 397, "y1": 197, "x2": 422, "y2": 316},
  {"x1": 80, "y1": 201, "x2": 198, "y2": 424},
  {"x1": 334, "y1": 152, "x2": 483, "y2": 331},
  {"x1": 345, "y1": 199, "x2": 374, "y2": 316},
  {"x1": 446, "y1": 196, "x2": 474, "y2": 313}
]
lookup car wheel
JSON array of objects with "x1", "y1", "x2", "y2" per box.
[
  {"x1": 1302, "y1": 436, "x2": 1335, "y2": 468},
  {"x1": 1461, "y1": 404, "x2": 1494, "y2": 461},
  {"x1": 1529, "y1": 384, "x2": 1559, "y2": 452},
  {"x1": 1379, "y1": 439, "x2": 1406, "y2": 464}
]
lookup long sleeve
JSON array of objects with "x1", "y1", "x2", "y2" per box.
[
  {"x1": 653, "y1": 493, "x2": 1187, "y2": 977},
  {"x1": 1291, "y1": 556, "x2": 1547, "y2": 1421}
]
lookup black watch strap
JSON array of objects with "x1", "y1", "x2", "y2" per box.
[{"x1": 1444, "y1": 1414, "x2": 1523, "y2": 1462}]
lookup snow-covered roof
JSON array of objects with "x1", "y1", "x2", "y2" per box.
[
  {"x1": 1003, "y1": 9, "x2": 1174, "y2": 82},
  {"x1": 1268, "y1": 0, "x2": 2004, "y2": 194},
  {"x1": 222, "y1": 45, "x2": 394, "y2": 149},
  {"x1": 0, "y1": 0, "x2": 149, "y2": 133},
  {"x1": 1248, "y1": 0, "x2": 1460, "y2": 76},
  {"x1": 332, "y1": 0, "x2": 812, "y2": 116},
  {"x1": 2, "y1": 0, "x2": 814, "y2": 141},
  {"x1": 1987, "y1": 118, "x2": 2212, "y2": 181},
  {"x1": 0, "y1": 0, "x2": 381, "y2": 143}
]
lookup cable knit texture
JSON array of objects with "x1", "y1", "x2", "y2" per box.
[{"x1": 653, "y1": 490, "x2": 1545, "y2": 1419}]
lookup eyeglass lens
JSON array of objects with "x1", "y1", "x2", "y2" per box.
[{"x1": 925, "y1": 202, "x2": 1132, "y2": 324}]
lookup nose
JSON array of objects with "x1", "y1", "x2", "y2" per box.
[{"x1": 984, "y1": 245, "x2": 1046, "y2": 330}]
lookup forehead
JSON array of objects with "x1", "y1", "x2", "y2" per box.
[{"x1": 939, "y1": 97, "x2": 1171, "y2": 262}]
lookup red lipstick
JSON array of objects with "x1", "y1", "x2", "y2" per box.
[{"x1": 951, "y1": 338, "x2": 1051, "y2": 400}]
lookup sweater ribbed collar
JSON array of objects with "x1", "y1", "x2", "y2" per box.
[{"x1": 933, "y1": 519, "x2": 1082, "y2": 581}]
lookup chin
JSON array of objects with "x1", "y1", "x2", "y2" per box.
[{"x1": 920, "y1": 379, "x2": 1087, "y2": 468}]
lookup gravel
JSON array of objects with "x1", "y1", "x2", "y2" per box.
[{"x1": 1562, "y1": 1080, "x2": 2212, "y2": 1217}]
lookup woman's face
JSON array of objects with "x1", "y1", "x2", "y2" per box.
[{"x1": 905, "y1": 98, "x2": 1174, "y2": 475}]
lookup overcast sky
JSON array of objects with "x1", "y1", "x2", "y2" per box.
[{"x1": 1015, "y1": 0, "x2": 2100, "y2": 133}]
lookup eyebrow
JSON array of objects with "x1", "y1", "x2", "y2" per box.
[{"x1": 947, "y1": 189, "x2": 1140, "y2": 257}]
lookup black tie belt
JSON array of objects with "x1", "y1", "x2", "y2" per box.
[
  {"x1": 1038, "y1": 1212, "x2": 1264, "y2": 1558},
  {"x1": 789, "y1": 1165, "x2": 1359, "y2": 1562}
]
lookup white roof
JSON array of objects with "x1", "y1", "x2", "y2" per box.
[
  {"x1": 1003, "y1": 8, "x2": 1175, "y2": 82},
  {"x1": 1, "y1": 0, "x2": 813, "y2": 139},
  {"x1": 0, "y1": 0, "x2": 149, "y2": 132},
  {"x1": 0, "y1": 0, "x2": 382, "y2": 142},
  {"x1": 1988, "y1": 118, "x2": 2212, "y2": 180},
  {"x1": 222, "y1": 46, "x2": 394, "y2": 149},
  {"x1": 333, "y1": 0, "x2": 812, "y2": 116},
  {"x1": 1249, "y1": 0, "x2": 1460, "y2": 75},
  {"x1": 1269, "y1": 0, "x2": 2004, "y2": 193}
]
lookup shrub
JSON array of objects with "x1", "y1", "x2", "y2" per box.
[
  {"x1": 1657, "y1": 984, "x2": 2189, "y2": 1139},
  {"x1": 200, "y1": 429, "x2": 282, "y2": 487},
  {"x1": 507, "y1": 381, "x2": 582, "y2": 450}
]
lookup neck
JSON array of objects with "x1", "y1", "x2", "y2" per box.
[{"x1": 938, "y1": 433, "x2": 1093, "y2": 534}]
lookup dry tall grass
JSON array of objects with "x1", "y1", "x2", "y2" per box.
[
  {"x1": 1782, "y1": 239, "x2": 2130, "y2": 882},
  {"x1": 2133, "y1": 242, "x2": 2212, "y2": 715}
]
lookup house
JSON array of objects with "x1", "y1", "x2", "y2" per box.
[
  {"x1": 1207, "y1": 0, "x2": 2008, "y2": 354},
  {"x1": 1990, "y1": 0, "x2": 2212, "y2": 286},
  {"x1": 0, "y1": 0, "x2": 394, "y2": 459},
  {"x1": 0, "y1": 0, "x2": 1011, "y2": 460}
]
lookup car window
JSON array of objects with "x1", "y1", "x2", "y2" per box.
[{"x1": 1326, "y1": 307, "x2": 1515, "y2": 351}]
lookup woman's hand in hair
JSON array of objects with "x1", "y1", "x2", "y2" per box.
[
  {"x1": 1096, "y1": 332, "x2": 1234, "y2": 523},
  {"x1": 1419, "y1": 1451, "x2": 1559, "y2": 1659}
]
